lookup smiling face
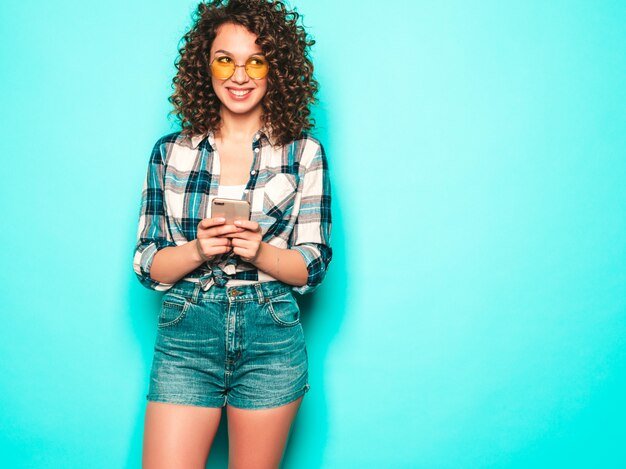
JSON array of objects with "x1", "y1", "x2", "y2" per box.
[{"x1": 209, "y1": 22, "x2": 268, "y2": 121}]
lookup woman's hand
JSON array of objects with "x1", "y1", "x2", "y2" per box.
[
  {"x1": 221, "y1": 219, "x2": 308, "y2": 285},
  {"x1": 226, "y1": 219, "x2": 264, "y2": 263},
  {"x1": 194, "y1": 217, "x2": 239, "y2": 262}
]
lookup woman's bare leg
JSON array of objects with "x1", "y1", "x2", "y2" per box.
[
  {"x1": 226, "y1": 396, "x2": 303, "y2": 469},
  {"x1": 142, "y1": 401, "x2": 223, "y2": 469}
]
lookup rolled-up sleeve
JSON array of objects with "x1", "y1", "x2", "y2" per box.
[
  {"x1": 291, "y1": 142, "x2": 332, "y2": 295},
  {"x1": 132, "y1": 138, "x2": 177, "y2": 291}
]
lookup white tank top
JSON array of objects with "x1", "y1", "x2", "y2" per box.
[{"x1": 216, "y1": 183, "x2": 246, "y2": 200}]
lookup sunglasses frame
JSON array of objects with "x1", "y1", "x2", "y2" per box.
[{"x1": 209, "y1": 55, "x2": 269, "y2": 80}]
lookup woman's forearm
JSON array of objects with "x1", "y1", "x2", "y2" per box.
[
  {"x1": 149, "y1": 240, "x2": 205, "y2": 285},
  {"x1": 150, "y1": 239, "x2": 308, "y2": 287},
  {"x1": 252, "y1": 242, "x2": 308, "y2": 286}
]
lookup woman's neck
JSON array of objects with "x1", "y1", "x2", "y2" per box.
[{"x1": 217, "y1": 107, "x2": 263, "y2": 143}]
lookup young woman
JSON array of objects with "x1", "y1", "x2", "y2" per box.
[{"x1": 132, "y1": 0, "x2": 331, "y2": 467}]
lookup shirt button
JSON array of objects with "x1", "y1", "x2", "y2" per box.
[
  {"x1": 250, "y1": 170, "x2": 256, "y2": 175},
  {"x1": 254, "y1": 148, "x2": 260, "y2": 153}
]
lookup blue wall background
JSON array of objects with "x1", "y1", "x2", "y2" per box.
[{"x1": 1, "y1": 1, "x2": 624, "y2": 467}]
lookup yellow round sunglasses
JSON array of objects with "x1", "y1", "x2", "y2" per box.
[{"x1": 209, "y1": 55, "x2": 269, "y2": 80}]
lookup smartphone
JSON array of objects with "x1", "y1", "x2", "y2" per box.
[{"x1": 211, "y1": 198, "x2": 251, "y2": 224}]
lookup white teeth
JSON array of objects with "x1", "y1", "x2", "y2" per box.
[{"x1": 230, "y1": 89, "x2": 251, "y2": 96}]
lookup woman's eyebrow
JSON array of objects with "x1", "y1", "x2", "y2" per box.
[{"x1": 214, "y1": 49, "x2": 264, "y2": 56}]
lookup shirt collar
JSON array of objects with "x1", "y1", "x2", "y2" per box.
[
  {"x1": 188, "y1": 127, "x2": 273, "y2": 150},
  {"x1": 189, "y1": 131, "x2": 209, "y2": 150}
]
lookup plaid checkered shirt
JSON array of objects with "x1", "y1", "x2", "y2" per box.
[{"x1": 133, "y1": 129, "x2": 332, "y2": 294}]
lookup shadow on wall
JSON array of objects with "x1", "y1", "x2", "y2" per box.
[{"x1": 281, "y1": 107, "x2": 349, "y2": 467}]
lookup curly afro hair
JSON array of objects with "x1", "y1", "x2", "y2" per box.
[{"x1": 168, "y1": 0, "x2": 319, "y2": 146}]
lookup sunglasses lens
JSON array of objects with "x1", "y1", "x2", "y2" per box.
[
  {"x1": 245, "y1": 57, "x2": 269, "y2": 79},
  {"x1": 210, "y1": 56, "x2": 268, "y2": 80},
  {"x1": 210, "y1": 58, "x2": 235, "y2": 79}
]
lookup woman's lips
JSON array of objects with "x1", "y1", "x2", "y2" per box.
[{"x1": 227, "y1": 88, "x2": 253, "y2": 100}]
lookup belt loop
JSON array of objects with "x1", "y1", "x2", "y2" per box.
[
  {"x1": 255, "y1": 283, "x2": 265, "y2": 304},
  {"x1": 191, "y1": 281, "x2": 202, "y2": 304}
]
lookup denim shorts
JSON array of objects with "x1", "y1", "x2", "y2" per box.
[{"x1": 145, "y1": 280, "x2": 309, "y2": 409}]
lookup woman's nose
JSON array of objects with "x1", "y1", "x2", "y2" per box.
[{"x1": 231, "y1": 65, "x2": 249, "y2": 84}]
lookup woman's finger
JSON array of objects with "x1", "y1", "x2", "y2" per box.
[
  {"x1": 199, "y1": 237, "x2": 233, "y2": 249},
  {"x1": 202, "y1": 224, "x2": 240, "y2": 238},
  {"x1": 231, "y1": 238, "x2": 260, "y2": 251},
  {"x1": 231, "y1": 237, "x2": 247, "y2": 247},
  {"x1": 233, "y1": 219, "x2": 260, "y2": 232},
  {"x1": 207, "y1": 237, "x2": 231, "y2": 246},
  {"x1": 198, "y1": 217, "x2": 226, "y2": 230},
  {"x1": 220, "y1": 229, "x2": 259, "y2": 241},
  {"x1": 196, "y1": 238, "x2": 232, "y2": 261}
]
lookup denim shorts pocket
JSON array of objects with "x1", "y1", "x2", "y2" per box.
[
  {"x1": 266, "y1": 291, "x2": 300, "y2": 327},
  {"x1": 158, "y1": 293, "x2": 190, "y2": 328}
]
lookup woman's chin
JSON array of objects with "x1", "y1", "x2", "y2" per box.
[{"x1": 220, "y1": 101, "x2": 263, "y2": 118}]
